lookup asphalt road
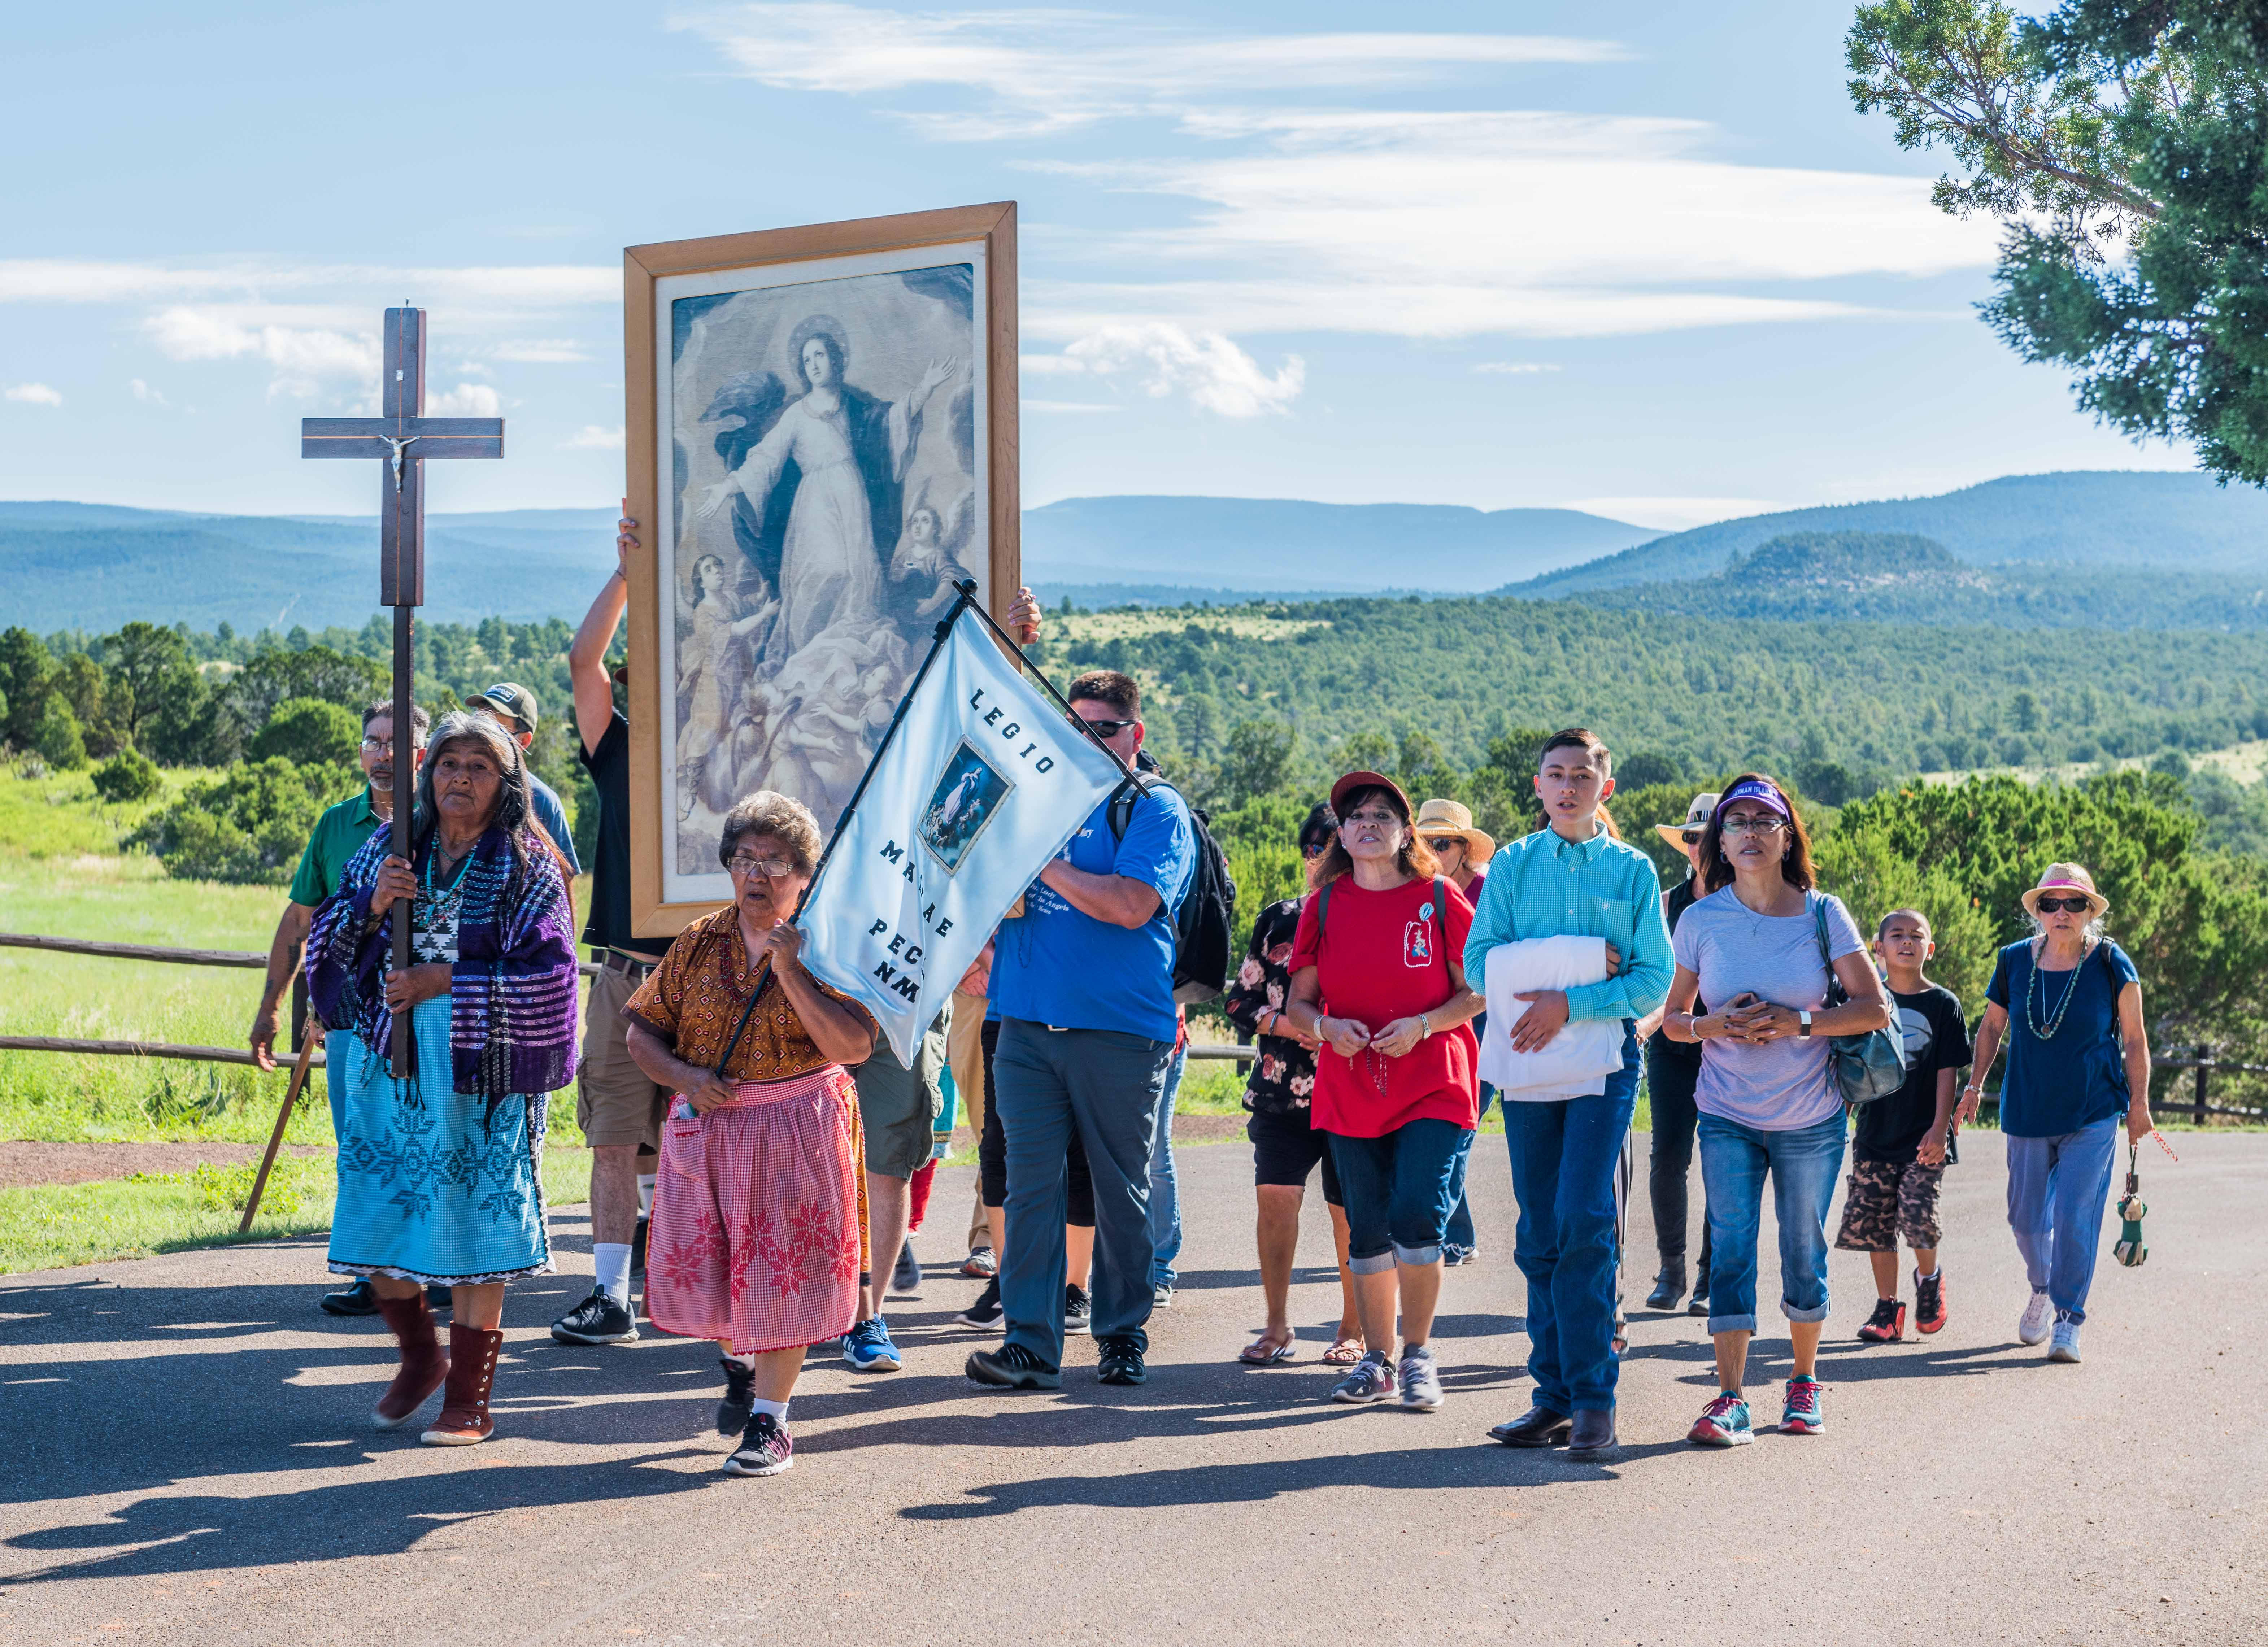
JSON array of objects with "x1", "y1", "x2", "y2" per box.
[{"x1": 4, "y1": 1130, "x2": 2264, "y2": 1646}]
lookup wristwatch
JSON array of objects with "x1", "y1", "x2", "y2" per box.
[{"x1": 1798, "y1": 1010, "x2": 1814, "y2": 1038}]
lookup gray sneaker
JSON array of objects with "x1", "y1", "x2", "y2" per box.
[
  {"x1": 1331, "y1": 1349, "x2": 1398, "y2": 1404},
  {"x1": 1397, "y1": 1346, "x2": 1444, "y2": 1411},
  {"x1": 2049, "y1": 1319, "x2": 2082, "y2": 1363}
]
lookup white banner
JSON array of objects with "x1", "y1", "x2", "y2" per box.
[{"x1": 795, "y1": 605, "x2": 1126, "y2": 1065}]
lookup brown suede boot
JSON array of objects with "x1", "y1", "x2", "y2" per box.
[
  {"x1": 372, "y1": 1291, "x2": 449, "y2": 1430},
  {"x1": 422, "y1": 1322, "x2": 505, "y2": 1446}
]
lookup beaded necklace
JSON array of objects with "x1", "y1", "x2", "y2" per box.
[{"x1": 2024, "y1": 938, "x2": 2088, "y2": 1041}]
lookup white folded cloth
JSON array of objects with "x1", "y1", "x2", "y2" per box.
[{"x1": 1479, "y1": 936, "x2": 1625, "y2": 1102}]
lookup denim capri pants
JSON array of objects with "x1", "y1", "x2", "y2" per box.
[
  {"x1": 1697, "y1": 1109, "x2": 1847, "y2": 1335},
  {"x1": 1328, "y1": 1118, "x2": 1467, "y2": 1274}
]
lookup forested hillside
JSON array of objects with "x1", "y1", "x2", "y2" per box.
[
  {"x1": 1044, "y1": 595, "x2": 2268, "y2": 796},
  {"x1": 1564, "y1": 532, "x2": 2268, "y2": 631}
]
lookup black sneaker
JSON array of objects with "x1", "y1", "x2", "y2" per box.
[
  {"x1": 630, "y1": 1216, "x2": 649, "y2": 1280},
  {"x1": 966, "y1": 1343, "x2": 1062, "y2": 1389},
  {"x1": 722, "y1": 1412, "x2": 793, "y2": 1477},
  {"x1": 1063, "y1": 1283, "x2": 1093, "y2": 1335},
  {"x1": 551, "y1": 1287, "x2": 640, "y2": 1345},
  {"x1": 320, "y1": 1277, "x2": 379, "y2": 1316},
  {"x1": 716, "y1": 1358, "x2": 754, "y2": 1434},
  {"x1": 1096, "y1": 1335, "x2": 1147, "y2": 1386},
  {"x1": 426, "y1": 1283, "x2": 454, "y2": 1312},
  {"x1": 1687, "y1": 1286, "x2": 1711, "y2": 1318},
  {"x1": 892, "y1": 1237, "x2": 922, "y2": 1294},
  {"x1": 954, "y1": 1276, "x2": 1004, "y2": 1331}
]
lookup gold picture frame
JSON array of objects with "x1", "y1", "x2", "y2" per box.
[{"x1": 622, "y1": 202, "x2": 1019, "y2": 939}]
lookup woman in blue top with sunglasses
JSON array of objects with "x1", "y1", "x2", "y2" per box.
[{"x1": 1959, "y1": 863, "x2": 2153, "y2": 1366}]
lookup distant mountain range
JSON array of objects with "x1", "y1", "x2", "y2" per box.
[
  {"x1": 1509, "y1": 470, "x2": 2268, "y2": 596},
  {"x1": 4, "y1": 469, "x2": 2265, "y2": 632}
]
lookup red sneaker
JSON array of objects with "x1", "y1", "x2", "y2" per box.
[
  {"x1": 1914, "y1": 1268, "x2": 1947, "y2": 1334},
  {"x1": 1856, "y1": 1297, "x2": 1906, "y2": 1343}
]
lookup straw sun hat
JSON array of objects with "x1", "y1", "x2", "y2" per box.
[
  {"x1": 2020, "y1": 863, "x2": 2110, "y2": 921},
  {"x1": 1413, "y1": 798, "x2": 1495, "y2": 862},
  {"x1": 1652, "y1": 791, "x2": 1723, "y2": 848}
]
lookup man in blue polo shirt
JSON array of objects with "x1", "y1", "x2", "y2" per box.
[{"x1": 967, "y1": 669, "x2": 1195, "y2": 1392}]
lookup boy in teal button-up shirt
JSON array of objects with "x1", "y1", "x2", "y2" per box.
[{"x1": 1465, "y1": 730, "x2": 1670, "y2": 1459}]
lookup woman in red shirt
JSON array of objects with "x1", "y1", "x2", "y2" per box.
[{"x1": 1284, "y1": 771, "x2": 1484, "y2": 1411}]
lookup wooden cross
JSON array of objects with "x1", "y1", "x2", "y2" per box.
[{"x1": 302, "y1": 306, "x2": 503, "y2": 1076}]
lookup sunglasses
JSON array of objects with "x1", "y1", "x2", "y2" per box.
[
  {"x1": 1074, "y1": 715, "x2": 1135, "y2": 738},
  {"x1": 1680, "y1": 829, "x2": 1703, "y2": 846},
  {"x1": 2034, "y1": 895, "x2": 2094, "y2": 914}
]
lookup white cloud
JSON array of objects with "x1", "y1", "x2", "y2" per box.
[
  {"x1": 1473, "y1": 361, "x2": 1560, "y2": 375},
  {"x1": 1030, "y1": 323, "x2": 1305, "y2": 415},
  {"x1": 5, "y1": 382, "x2": 62, "y2": 406},
  {"x1": 143, "y1": 305, "x2": 377, "y2": 399},
  {"x1": 680, "y1": 5, "x2": 1623, "y2": 138},
  {"x1": 0, "y1": 258, "x2": 613, "y2": 310},
  {"x1": 490, "y1": 338, "x2": 593, "y2": 363},
  {"x1": 562, "y1": 424, "x2": 626, "y2": 450},
  {"x1": 129, "y1": 378, "x2": 169, "y2": 406},
  {"x1": 427, "y1": 382, "x2": 503, "y2": 416},
  {"x1": 1021, "y1": 109, "x2": 1997, "y2": 342},
  {"x1": 1562, "y1": 496, "x2": 1791, "y2": 531}
]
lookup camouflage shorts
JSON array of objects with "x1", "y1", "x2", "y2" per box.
[{"x1": 1834, "y1": 1156, "x2": 1943, "y2": 1252}]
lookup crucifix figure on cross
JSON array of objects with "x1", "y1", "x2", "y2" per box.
[{"x1": 302, "y1": 306, "x2": 503, "y2": 1075}]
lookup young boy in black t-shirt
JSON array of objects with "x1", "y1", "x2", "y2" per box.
[{"x1": 1835, "y1": 909, "x2": 1972, "y2": 1342}]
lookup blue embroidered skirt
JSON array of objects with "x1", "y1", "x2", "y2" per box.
[{"x1": 327, "y1": 997, "x2": 554, "y2": 1285}]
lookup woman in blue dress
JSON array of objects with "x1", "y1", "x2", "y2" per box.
[{"x1": 308, "y1": 711, "x2": 580, "y2": 1446}]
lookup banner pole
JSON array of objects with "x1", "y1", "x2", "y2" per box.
[{"x1": 948, "y1": 579, "x2": 1138, "y2": 782}]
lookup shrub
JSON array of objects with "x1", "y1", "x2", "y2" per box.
[
  {"x1": 33, "y1": 695, "x2": 86, "y2": 770},
  {"x1": 134, "y1": 757, "x2": 356, "y2": 884},
  {"x1": 91, "y1": 746, "x2": 162, "y2": 804},
  {"x1": 251, "y1": 697, "x2": 362, "y2": 768}
]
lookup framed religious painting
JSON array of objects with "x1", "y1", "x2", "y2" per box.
[{"x1": 622, "y1": 202, "x2": 1018, "y2": 937}]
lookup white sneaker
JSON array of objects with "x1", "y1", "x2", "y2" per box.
[
  {"x1": 2017, "y1": 1289, "x2": 2054, "y2": 1346},
  {"x1": 2049, "y1": 1320, "x2": 2082, "y2": 1363}
]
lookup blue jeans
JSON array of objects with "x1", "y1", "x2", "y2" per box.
[
  {"x1": 992, "y1": 1020, "x2": 1170, "y2": 1367},
  {"x1": 2005, "y1": 1119, "x2": 2119, "y2": 1323},
  {"x1": 1442, "y1": 1083, "x2": 1495, "y2": 1253},
  {"x1": 1502, "y1": 1025, "x2": 1639, "y2": 1415},
  {"x1": 1698, "y1": 1109, "x2": 1847, "y2": 1335},
  {"x1": 1328, "y1": 1119, "x2": 1467, "y2": 1273},
  {"x1": 1147, "y1": 1046, "x2": 1185, "y2": 1288}
]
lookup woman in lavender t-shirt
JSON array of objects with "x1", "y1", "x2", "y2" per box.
[{"x1": 1659, "y1": 776, "x2": 1892, "y2": 1449}]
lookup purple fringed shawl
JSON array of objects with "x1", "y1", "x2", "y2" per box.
[{"x1": 307, "y1": 823, "x2": 579, "y2": 1101}]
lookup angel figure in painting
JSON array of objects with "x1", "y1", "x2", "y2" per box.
[
  {"x1": 891, "y1": 487, "x2": 982, "y2": 622},
  {"x1": 675, "y1": 553, "x2": 779, "y2": 817},
  {"x1": 692, "y1": 315, "x2": 958, "y2": 654}
]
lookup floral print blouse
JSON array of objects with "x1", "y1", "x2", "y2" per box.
[{"x1": 1221, "y1": 894, "x2": 1318, "y2": 1115}]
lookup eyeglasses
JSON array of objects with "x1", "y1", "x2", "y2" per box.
[
  {"x1": 1719, "y1": 815, "x2": 1786, "y2": 836},
  {"x1": 1072, "y1": 714, "x2": 1135, "y2": 738},
  {"x1": 360, "y1": 737, "x2": 395, "y2": 755},
  {"x1": 2034, "y1": 895, "x2": 2093, "y2": 914},
  {"x1": 727, "y1": 854, "x2": 796, "y2": 879}
]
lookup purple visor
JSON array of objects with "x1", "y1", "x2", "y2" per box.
[{"x1": 1714, "y1": 779, "x2": 1792, "y2": 821}]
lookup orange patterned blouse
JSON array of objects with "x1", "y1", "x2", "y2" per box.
[{"x1": 622, "y1": 907, "x2": 874, "y2": 1082}]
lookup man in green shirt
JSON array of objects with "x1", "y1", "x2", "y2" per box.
[{"x1": 248, "y1": 699, "x2": 429, "y2": 1316}]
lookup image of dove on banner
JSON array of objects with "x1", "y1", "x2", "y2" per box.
[{"x1": 795, "y1": 605, "x2": 1126, "y2": 1065}]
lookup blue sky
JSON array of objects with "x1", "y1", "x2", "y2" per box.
[{"x1": 0, "y1": 0, "x2": 2189, "y2": 530}]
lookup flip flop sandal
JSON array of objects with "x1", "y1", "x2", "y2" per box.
[
  {"x1": 1320, "y1": 1337, "x2": 1366, "y2": 1367},
  {"x1": 1239, "y1": 1334, "x2": 1296, "y2": 1365}
]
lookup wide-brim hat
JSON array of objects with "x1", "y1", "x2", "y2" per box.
[
  {"x1": 1329, "y1": 770, "x2": 1414, "y2": 825},
  {"x1": 1653, "y1": 790, "x2": 1723, "y2": 847},
  {"x1": 1413, "y1": 797, "x2": 1495, "y2": 861},
  {"x1": 2020, "y1": 862, "x2": 2110, "y2": 921}
]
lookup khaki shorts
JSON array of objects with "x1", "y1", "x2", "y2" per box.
[
  {"x1": 576, "y1": 960, "x2": 668, "y2": 1153},
  {"x1": 853, "y1": 1007, "x2": 949, "y2": 1180}
]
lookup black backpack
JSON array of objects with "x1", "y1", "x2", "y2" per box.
[{"x1": 1107, "y1": 764, "x2": 1237, "y2": 1005}]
